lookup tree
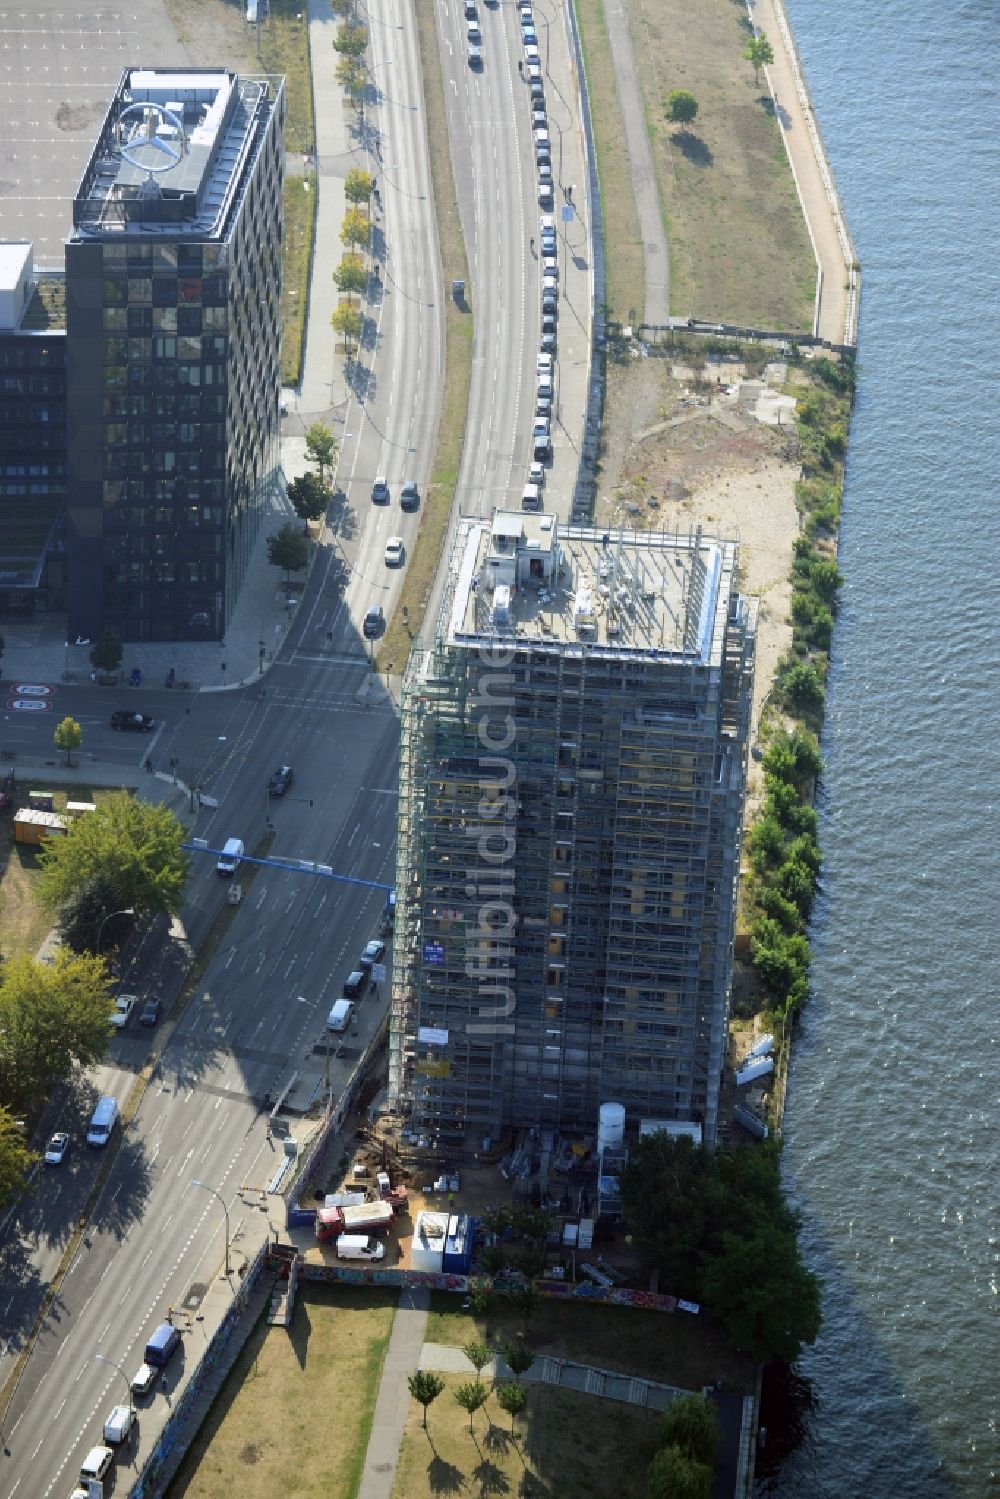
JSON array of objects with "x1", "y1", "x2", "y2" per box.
[
  {"x1": 332, "y1": 253, "x2": 368, "y2": 303},
  {"x1": 331, "y1": 301, "x2": 364, "y2": 353},
  {"x1": 647, "y1": 1444, "x2": 711, "y2": 1499},
  {"x1": 344, "y1": 166, "x2": 373, "y2": 206},
  {"x1": 666, "y1": 90, "x2": 699, "y2": 128},
  {"x1": 697, "y1": 1220, "x2": 821, "y2": 1364},
  {"x1": 746, "y1": 814, "x2": 786, "y2": 874},
  {"x1": 340, "y1": 207, "x2": 371, "y2": 254},
  {"x1": 335, "y1": 56, "x2": 367, "y2": 107},
  {"x1": 304, "y1": 421, "x2": 338, "y2": 484},
  {"x1": 776, "y1": 656, "x2": 825, "y2": 718},
  {"x1": 267, "y1": 522, "x2": 309, "y2": 582},
  {"x1": 469, "y1": 1282, "x2": 493, "y2": 1316},
  {"x1": 53, "y1": 715, "x2": 82, "y2": 767},
  {"x1": 502, "y1": 1340, "x2": 535, "y2": 1380},
  {"x1": 58, "y1": 872, "x2": 133, "y2": 955},
  {"x1": 408, "y1": 1370, "x2": 444, "y2": 1431},
  {"x1": 89, "y1": 629, "x2": 123, "y2": 676},
  {"x1": 463, "y1": 1340, "x2": 492, "y2": 1382},
  {"x1": 329, "y1": 0, "x2": 353, "y2": 16},
  {"x1": 509, "y1": 1283, "x2": 539, "y2": 1332},
  {"x1": 334, "y1": 22, "x2": 368, "y2": 57},
  {"x1": 454, "y1": 1380, "x2": 489, "y2": 1434},
  {"x1": 745, "y1": 33, "x2": 775, "y2": 87},
  {"x1": 0, "y1": 951, "x2": 114, "y2": 1114},
  {"x1": 660, "y1": 1394, "x2": 719, "y2": 1470},
  {"x1": 0, "y1": 1108, "x2": 35, "y2": 1210},
  {"x1": 288, "y1": 471, "x2": 330, "y2": 524},
  {"x1": 622, "y1": 1133, "x2": 711, "y2": 1299},
  {"x1": 38, "y1": 790, "x2": 189, "y2": 920},
  {"x1": 495, "y1": 1380, "x2": 527, "y2": 1433}
]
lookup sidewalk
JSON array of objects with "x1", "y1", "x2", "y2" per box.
[
  {"x1": 356, "y1": 1286, "x2": 430, "y2": 1499},
  {"x1": 750, "y1": 0, "x2": 858, "y2": 345},
  {"x1": 603, "y1": 0, "x2": 670, "y2": 325}
]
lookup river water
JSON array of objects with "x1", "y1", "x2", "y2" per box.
[{"x1": 754, "y1": 3, "x2": 1000, "y2": 1495}]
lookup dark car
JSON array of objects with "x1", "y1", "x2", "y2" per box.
[
  {"x1": 111, "y1": 711, "x2": 155, "y2": 732},
  {"x1": 139, "y1": 997, "x2": 162, "y2": 1027},
  {"x1": 343, "y1": 969, "x2": 368, "y2": 1000},
  {"x1": 268, "y1": 765, "x2": 293, "y2": 796},
  {"x1": 400, "y1": 481, "x2": 420, "y2": 511},
  {"x1": 363, "y1": 605, "x2": 385, "y2": 640}
]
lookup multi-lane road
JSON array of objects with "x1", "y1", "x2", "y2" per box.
[{"x1": 0, "y1": 0, "x2": 592, "y2": 1491}]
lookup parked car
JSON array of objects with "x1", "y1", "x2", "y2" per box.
[
  {"x1": 400, "y1": 480, "x2": 420, "y2": 511},
  {"x1": 111, "y1": 994, "x2": 137, "y2": 1030},
  {"x1": 343, "y1": 969, "x2": 368, "y2": 1000},
  {"x1": 537, "y1": 162, "x2": 552, "y2": 189},
  {"x1": 527, "y1": 63, "x2": 542, "y2": 83},
  {"x1": 44, "y1": 1132, "x2": 70, "y2": 1166},
  {"x1": 362, "y1": 939, "x2": 387, "y2": 964},
  {"x1": 111, "y1": 711, "x2": 155, "y2": 732},
  {"x1": 522, "y1": 23, "x2": 537, "y2": 43},
  {"x1": 363, "y1": 605, "x2": 385, "y2": 639},
  {"x1": 541, "y1": 289, "x2": 557, "y2": 314},
  {"x1": 468, "y1": 42, "x2": 482, "y2": 67},
  {"x1": 531, "y1": 105, "x2": 546, "y2": 129},
  {"x1": 371, "y1": 476, "x2": 390, "y2": 504},
  {"x1": 538, "y1": 182, "x2": 554, "y2": 208},
  {"x1": 529, "y1": 461, "x2": 546, "y2": 487},
  {"x1": 537, "y1": 351, "x2": 554, "y2": 375},
  {"x1": 385, "y1": 537, "x2": 405, "y2": 567},
  {"x1": 103, "y1": 1405, "x2": 136, "y2": 1446},
  {"x1": 131, "y1": 1362, "x2": 158, "y2": 1398},
  {"x1": 524, "y1": 42, "x2": 539, "y2": 63},
  {"x1": 530, "y1": 78, "x2": 544, "y2": 102},
  {"x1": 139, "y1": 997, "x2": 163, "y2": 1027},
  {"x1": 542, "y1": 254, "x2": 558, "y2": 278},
  {"x1": 268, "y1": 764, "x2": 293, "y2": 796}
]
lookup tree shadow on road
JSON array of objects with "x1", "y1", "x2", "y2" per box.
[{"x1": 326, "y1": 488, "x2": 357, "y2": 541}]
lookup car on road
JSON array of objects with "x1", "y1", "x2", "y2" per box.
[
  {"x1": 371, "y1": 476, "x2": 390, "y2": 504},
  {"x1": 103, "y1": 1405, "x2": 136, "y2": 1446},
  {"x1": 542, "y1": 274, "x2": 559, "y2": 299},
  {"x1": 537, "y1": 351, "x2": 553, "y2": 375},
  {"x1": 530, "y1": 79, "x2": 544, "y2": 103},
  {"x1": 529, "y1": 461, "x2": 545, "y2": 487},
  {"x1": 540, "y1": 323, "x2": 557, "y2": 354},
  {"x1": 44, "y1": 1132, "x2": 70, "y2": 1166},
  {"x1": 362, "y1": 939, "x2": 387, "y2": 964},
  {"x1": 541, "y1": 291, "x2": 557, "y2": 315},
  {"x1": 522, "y1": 23, "x2": 537, "y2": 43},
  {"x1": 385, "y1": 536, "x2": 405, "y2": 567},
  {"x1": 534, "y1": 127, "x2": 549, "y2": 150},
  {"x1": 536, "y1": 143, "x2": 551, "y2": 169},
  {"x1": 131, "y1": 1362, "x2": 158, "y2": 1398},
  {"x1": 524, "y1": 42, "x2": 539, "y2": 64},
  {"x1": 268, "y1": 764, "x2": 294, "y2": 796},
  {"x1": 468, "y1": 42, "x2": 482, "y2": 67},
  {"x1": 400, "y1": 480, "x2": 420, "y2": 511},
  {"x1": 538, "y1": 182, "x2": 554, "y2": 208},
  {"x1": 542, "y1": 254, "x2": 558, "y2": 278},
  {"x1": 363, "y1": 605, "x2": 385, "y2": 639},
  {"x1": 532, "y1": 416, "x2": 550, "y2": 440},
  {"x1": 139, "y1": 997, "x2": 163, "y2": 1027},
  {"x1": 536, "y1": 391, "x2": 552, "y2": 417},
  {"x1": 531, "y1": 104, "x2": 546, "y2": 128},
  {"x1": 538, "y1": 161, "x2": 552, "y2": 185},
  {"x1": 467, "y1": 19, "x2": 481, "y2": 42},
  {"x1": 464, "y1": 0, "x2": 477, "y2": 15},
  {"x1": 527, "y1": 62, "x2": 542, "y2": 83},
  {"x1": 111, "y1": 711, "x2": 155, "y2": 732},
  {"x1": 111, "y1": 994, "x2": 137, "y2": 1030}
]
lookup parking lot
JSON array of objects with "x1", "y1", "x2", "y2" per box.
[{"x1": 0, "y1": 2, "x2": 188, "y2": 263}]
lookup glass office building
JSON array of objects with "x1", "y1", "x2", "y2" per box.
[{"x1": 65, "y1": 68, "x2": 284, "y2": 641}]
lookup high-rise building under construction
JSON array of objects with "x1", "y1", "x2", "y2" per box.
[{"x1": 389, "y1": 510, "x2": 755, "y2": 1150}]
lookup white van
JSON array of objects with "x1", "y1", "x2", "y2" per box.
[
  {"x1": 327, "y1": 999, "x2": 353, "y2": 1032},
  {"x1": 521, "y1": 484, "x2": 541, "y2": 511},
  {"x1": 87, "y1": 1095, "x2": 119, "y2": 1148},
  {"x1": 79, "y1": 1445, "x2": 115, "y2": 1485},
  {"x1": 103, "y1": 1404, "x2": 135, "y2": 1445},
  {"x1": 336, "y1": 1234, "x2": 386, "y2": 1261},
  {"x1": 216, "y1": 837, "x2": 244, "y2": 876}
]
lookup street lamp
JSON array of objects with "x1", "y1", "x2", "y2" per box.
[
  {"x1": 97, "y1": 907, "x2": 135, "y2": 954},
  {"x1": 191, "y1": 1178, "x2": 231, "y2": 1278},
  {"x1": 95, "y1": 1352, "x2": 133, "y2": 1418}
]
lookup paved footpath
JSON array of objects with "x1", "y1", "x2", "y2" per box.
[
  {"x1": 356, "y1": 1287, "x2": 430, "y2": 1499},
  {"x1": 750, "y1": 0, "x2": 858, "y2": 345}
]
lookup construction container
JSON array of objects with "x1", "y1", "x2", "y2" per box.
[{"x1": 14, "y1": 808, "x2": 67, "y2": 845}]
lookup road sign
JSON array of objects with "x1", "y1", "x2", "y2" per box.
[
  {"x1": 561, "y1": 203, "x2": 574, "y2": 223},
  {"x1": 423, "y1": 941, "x2": 445, "y2": 967}
]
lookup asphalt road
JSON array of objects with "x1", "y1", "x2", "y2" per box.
[{"x1": 0, "y1": 0, "x2": 594, "y2": 1488}]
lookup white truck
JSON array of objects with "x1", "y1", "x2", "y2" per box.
[{"x1": 336, "y1": 1234, "x2": 386, "y2": 1262}]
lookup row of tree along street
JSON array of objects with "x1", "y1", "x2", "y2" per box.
[{"x1": 0, "y1": 792, "x2": 188, "y2": 1206}]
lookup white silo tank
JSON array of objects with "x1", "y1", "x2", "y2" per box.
[{"x1": 598, "y1": 1102, "x2": 625, "y2": 1157}]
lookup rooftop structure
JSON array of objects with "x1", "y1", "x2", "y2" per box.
[{"x1": 390, "y1": 512, "x2": 755, "y2": 1151}]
